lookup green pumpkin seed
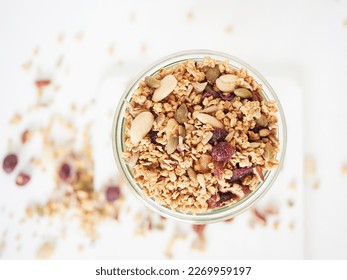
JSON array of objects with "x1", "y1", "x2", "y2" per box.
[
  {"x1": 234, "y1": 88, "x2": 253, "y2": 99},
  {"x1": 175, "y1": 104, "x2": 188, "y2": 124},
  {"x1": 206, "y1": 66, "x2": 220, "y2": 83},
  {"x1": 167, "y1": 135, "x2": 178, "y2": 155},
  {"x1": 145, "y1": 76, "x2": 160, "y2": 89}
]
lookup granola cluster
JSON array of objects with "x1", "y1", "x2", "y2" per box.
[{"x1": 123, "y1": 57, "x2": 279, "y2": 213}]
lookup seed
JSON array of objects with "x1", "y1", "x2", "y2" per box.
[
  {"x1": 234, "y1": 88, "x2": 252, "y2": 99},
  {"x1": 259, "y1": 129, "x2": 271, "y2": 137},
  {"x1": 196, "y1": 113, "x2": 224, "y2": 128},
  {"x1": 255, "y1": 114, "x2": 268, "y2": 127},
  {"x1": 127, "y1": 152, "x2": 139, "y2": 167},
  {"x1": 144, "y1": 76, "x2": 160, "y2": 88},
  {"x1": 206, "y1": 66, "x2": 221, "y2": 83},
  {"x1": 2, "y1": 154, "x2": 18, "y2": 173},
  {"x1": 105, "y1": 186, "x2": 121, "y2": 202},
  {"x1": 175, "y1": 104, "x2": 188, "y2": 124},
  {"x1": 191, "y1": 82, "x2": 207, "y2": 92},
  {"x1": 16, "y1": 172, "x2": 31, "y2": 186},
  {"x1": 215, "y1": 74, "x2": 237, "y2": 93},
  {"x1": 166, "y1": 118, "x2": 179, "y2": 139},
  {"x1": 178, "y1": 125, "x2": 186, "y2": 138},
  {"x1": 167, "y1": 135, "x2": 178, "y2": 155},
  {"x1": 130, "y1": 111, "x2": 154, "y2": 144},
  {"x1": 263, "y1": 142, "x2": 274, "y2": 161},
  {"x1": 152, "y1": 74, "x2": 177, "y2": 102}
]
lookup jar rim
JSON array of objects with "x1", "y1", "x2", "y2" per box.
[{"x1": 112, "y1": 49, "x2": 287, "y2": 224}]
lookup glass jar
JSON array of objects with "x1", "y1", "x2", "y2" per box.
[{"x1": 112, "y1": 50, "x2": 287, "y2": 224}]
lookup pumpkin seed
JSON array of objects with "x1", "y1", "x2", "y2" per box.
[
  {"x1": 152, "y1": 74, "x2": 177, "y2": 102},
  {"x1": 175, "y1": 103, "x2": 188, "y2": 124},
  {"x1": 167, "y1": 135, "x2": 178, "y2": 155},
  {"x1": 234, "y1": 88, "x2": 252, "y2": 99},
  {"x1": 166, "y1": 118, "x2": 178, "y2": 139},
  {"x1": 255, "y1": 114, "x2": 268, "y2": 127},
  {"x1": 263, "y1": 142, "x2": 274, "y2": 161},
  {"x1": 130, "y1": 111, "x2": 154, "y2": 144},
  {"x1": 196, "y1": 113, "x2": 224, "y2": 128},
  {"x1": 145, "y1": 76, "x2": 160, "y2": 88},
  {"x1": 216, "y1": 74, "x2": 237, "y2": 92},
  {"x1": 206, "y1": 66, "x2": 221, "y2": 83},
  {"x1": 178, "y1": 125, "x2": 186, "y2": 138}
]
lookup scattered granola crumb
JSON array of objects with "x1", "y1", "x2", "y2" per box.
[
  {"x1": 289, "y1": 222, "x2": 295, "y2": 231},
  {"x1": 186, "y1": 11, "x2": 193, "y2": 21},
  {"x1": 140, "y1": 42, "x2": 147, "y2": 54},
  {"x1": 9, "y1": 114, "x2": 22, "y2": 125},
  {"x1": 107, "y1": 44, "x2": 115, "y2": 55},
  {"x1": 74, "y1": 31, "x2": 84, "y2": 41},
  {"x1": 344, "y1": 19, "x2": 347, "y2": 28},
  {"x1": 225, "y1": 25, "x2": 233, "y2": 33},
  {"x1": 56, "y1": 55, "x2": 64, "y2": 68},
  {"x1": 341, "y1": 164, "x2": 347, "y2": 175},
  {"x1": 304, "y1": 155, "x2": 316, "y2": 180},
  {"x1": 273, "y1": 220, "x2": 280, "y2": 230},
  {"x1": 21, "y1": 129, "x2": 32, "y2": 144},
  {"x1": 287, "y1": 199, "x2": 294, "y2": 207},
  {"x1": 192, "y1": 225, "x2": 206, "y2": 252},
  {"x1": 36, "y1": 242, "x2": 55, "y2": 259},
  {"x1": 57, "y1": 33, "x2": 64, "y2": 44},
  {"x1": 33, "y1": 47, "x2": 40, "y2": 56},
  {"x1": 252, "y1": 208, "x2": 266, "y2": 226},
  {"x1": 22, "y1": 60, "x2": 32, "y2": 71},
  {"x1": 77, "y1": 244, "x2": 84, "y2": 252},
  {"x1": 312, "y1": 181, "x2": 320, "y2": 190},
  {"x1": 288, "y1": 180, "x2": 297, "y2": 190}
]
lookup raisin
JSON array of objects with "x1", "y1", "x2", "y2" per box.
[
  {"x1": 211, "y1": 142, "x2": 235, "y2": 162},
  {"x1": 3, "y1": 154, "x2": 18, "y2": 173},
  {"x1": 202, "y1": 89, "x2": 219, "y2": 99},
  {"x1": 241, "y1": 185, "x2": 251, "y2": 196},
  {"x1": 58, "y1": 163, "x2": 71, "y2": 181},
  {"x1": 105, "y1": 186, "x2": 121, "y2": 202},
  {"x1": 16, "y1": 172, "x2": 30, "y2": 186},
  {"x1": 213, "y1": 161, "x2": 224, "y2": 180},
  {"x1": 148, "y1": 130, "x2": 160, "y2": 145},
  {"x1": 218, "y1": 191, "x2": 238, "y2": 204},
  {"x1": 226, "y1": 167, "x2": 253, "y2": 183},
  {"x1": 208, "y1": 128, "x2": 228, "y2": 145},
  {"x1": 219, "y1": 93, "x2": 234, "y2": 101}
]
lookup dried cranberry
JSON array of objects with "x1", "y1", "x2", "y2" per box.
[
  {"x1": 211, "y1": 142, "x2": 235, "y2": 162},
  {"x1": 35, "y1": 79, "x2": 51, "y2": 88},
  {"x1": 218, "y1": 191, "x2": 238, "y2": 204},
  {"x1": 213, "y1": 161, "x2": 224, "y2": 180},
  {"x1": 202, "y1": 89, "x2": 219, "y2": 99},
  {"x1": 3, "y1": 154, "x2": 18, "y2": 173},
  {"x1": 226, "y1": 167, "x2": 253, "y2": 183},
  {"x1": 16, "y1": 172, "x2": 30, "y2": 186},
  {"x1": 241, "y1": 185, "x2": 251, "y2": 196},
  {"x1": 105, "y1": 186, "x2": 121, "y2": 202},
  {"x1": 192, "y1": 224, "x2": 206, "y2": 237},
  {"x1": 59, "y1": 163, "x2": 71, "y2": 181},
  {"x1": 207, "y1": 194, "x2": 217, "y2": 209},
  {"x1": 252, "y1": 91, "x2": 263, "y2": 102},
  {"x1": 148, "y1": 130, "x2": 159, "y2": 144},
  {"x1": 219, "y1": 93, "x2": 234, "y2": 101},
  {"x1": 208, "y1": 128, "x2": 228, "y2": 145}
]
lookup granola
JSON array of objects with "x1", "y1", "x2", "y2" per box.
[{"x1": 122, "y1": 57, "x2": 280, "y2": 213}]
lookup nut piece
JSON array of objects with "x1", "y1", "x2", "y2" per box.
[
  {"x1": 145, "y1": 76, "x2": 160, "y2": 88},
  {"x1": 196, "y1": 113, "x2": 224, "y2": 128},
  {"x1": 167, "y1": 135, "x2": 178, "y2": 155},
  {"x1": 216, "y1": 74, "x2": 237, "y2": 93},
  {"x1": 178, "y1": 125, "x2": 186, "y2": 138},
  {"x1": 263, "y1": 142, "x2": 274, "y2": 161},
  {"x1": 201, "y1": 105, "x2": 218, "y2": 113},
  {"x1": 234, "y1": 88, "x2": 252, "y2": 99},
  {"x1": 259, "y1": 129, "x2": 271, "y2": 137},
  {"x1": 192, "y1": 82, "x2": 207, "y2": 92},
  {"x1": 253, "y1": 165, "x2": 265, "y2": 181},
  {"x1": 206, "y1": 66, "x2": 221, "y2": 83},
  {"x1": 197, "y1": 174, "x2": 206, "y2": 188},
  {"x1": 166, "y1": 118, "x2": 179, "y2": 139},
  {"x1": 152, "y1": 75, "x2": 177, "y2": 102},
  {"x1": 130, "y1": 111, "x2": 154, "y2": 144},
  {"x1": 187, "y1": 168, "x2": 197, "y2": 183},
  {"x1": 175, "y1": 104, "x2": 188, "y2": 124},
  {"x1": 199, "y1": 154, "x2": 212, "y2": 173},
  {"x1": 255, "y1": 114, "x2": 268, "y2": 127}
]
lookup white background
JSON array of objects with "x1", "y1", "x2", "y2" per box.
[{"x1": 0, "y1": 0, "x2": 347, "y2": 259}]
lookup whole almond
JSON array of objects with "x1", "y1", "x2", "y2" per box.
[
  {"x1": 166, "y1": 118, "x2": 179, "y2": 139},
  {"x1": 216, "y1": 74, "x2": 237, "y2": 93},
  {"x1": 175, "y1": 104, "x2": 188, "y2": 124},
  {"x1": 196, "y1": 113, "x2": 224, "y2": 128},
  {"x1": 152, "y1": 75, "x2": 177, "y2": 102},
  {"x1": 144, "y1": 76, "x2": 160, "y2": 88},
  {"x1": 130, "y1": 111, "x2": 154, "y2": 144},
  {"x1": 234, "y1": 88, "x2": 253, "y2": 99},
  {"x1": 192, "y1": 82, "x2": 207, "y2": 93},
  {"x1": 167, "y1": 135, "x2": 178, "y2": 155}
]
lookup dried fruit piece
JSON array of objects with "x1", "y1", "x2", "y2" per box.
[
  {"x1": 206, "y1": 66, "x2": 220, "y2": 83},
  {"x1": 255, "y1": 114, "x2": 268, "y2": 127},
  {"x1": 130, "y1": 111, "x2": 154, "y2": 144},
  {"x1": 234, "y1": 88, "x2": 252, "y2": 99},
  {"x1": 253, "y1": 166, "x2": 265, "y2": 181},
  {"x1": 149, "y1": 130, "x2": 159, "y2": 144},
  {"x1": 211, "y1": 142, "x2": 235, "y2": 162},
  {"x1": 3, "y1": 154, "x2": 18, "y2": 173},
  {"x1": 196, "y1": 113, "x2": 224, "y2": 128},
  {"x1": 216, "y1": 74, "x2": 237, "y2": 93},
  {"x1": 105, "y1": 186, "x2": 121, "y2": 202},
  {"x1": 207, "y1": 194, "x2": 217, "y2": 209},
  {"x1": 144, "y1": 76, "x2": 160, "y2": 88},
  {"x1": 16, "y1": 172, "x2": 31, "y2": 186},
  {"x1": 192, "y1": 82, "x2": 207, "y2": 92},
  {"x1": 21, "y1": 130, "x2": 32, "y2": 144},
  {"x1": 35, "y1": 79, "x2": 51, "y2": 89},
  {"x1": 241, "y1": 185, "x2": 251, "y2": 196},
  {"x1": 59, "y1": 163, "x2": 71, "y2": 181},
  {"x1": 167, "y1": 135, "x2": 178, "y2": 155},
  {"x1": 253, "y1": 208, "x2": 266, "y2": 225},
  {"x1": 199, "y1": 154, "x2": 212, "y2": 173},
  {"x1": 226, "y1": 167, "x2": 253, "y2": 183},
  {"x1": 152, "y1": 75, "x2": 177, "y2": 102},
  {"x1": 175, "y1": 104, "x2": 188, "y2": 124},
  {"x1": 219, "y1": 93, "x2": 234, "y2": 101},
  {"x1": 252, "y1": 91, "x2": 263, "y2": 102},
  {"x1": 218, "y1": 191, "x2": 238, "y2": 204},
  {"x1": 202, "y1": 89, "x2": 220, "y2": 99},
  {"x1": 213, "y1": 161, "x2": 224, "y2": 180},
  {"x1": 192, "y1": 224, "x2": 206, "y2": 237},
  {"x1": 208, "y1": 128, "x2": 228, "y2": 145}
]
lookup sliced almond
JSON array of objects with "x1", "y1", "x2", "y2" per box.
[
  {"x1": 192, "y1": 82, "x2": 207, "y2": 93},
  {"x1": 216, "y1": 74, "x2": 237, "y2": 93},
  {"x1": 201, "y1": 105, "x2": 218, "y2": 113},
  {"x1": 234, "y1": 88, "x2": 252, "y2": 99},
  {"x1": 196, "y1": 113, "x2": 224, "y2": 128},
  {"x1": 167, "y1": 135, "x2": 178, "y2": 155},
  {"x1": 197, "y1": 174, "x2": 206, "y2": 188},
  {"x1": 130, "y1": 111, "x2": 154, "y2": 144},
  {"x1": 166, "y1": 118, "x2": 179, "y2": 139},
  {"x1": 145, "y1": 76, "x2": 160, "y2": 88},
  {"x1": 201, "y1": 131, "x2": 213, "y2": 145},
  {"x1": 253, "y1": 165, "x2": 265, "y2": 181},
  {"x1": 152, "y1": 75, "x2": 177, "y2": 102},
  {"x1": 187, "y1": 168, "x2": 197, "y2": 183},
  {"x1": 175, "y1": 104, "x2": 188, "y2": 124}
]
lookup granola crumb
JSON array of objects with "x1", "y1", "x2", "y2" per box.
[
  {"x1": 304, "y1": 155, "x2": 316, "y2": 180},
  {"x1": 287, "y1": 199, "x2": 294, "y2": 207},
  {"x1": 344, "y1": 19, "x2": 347, "y2": 28},
  {"x1": 288, "y1": 180, "x2": 297, "y2": 190},
  {"x1": 140, "y1": 42, "x2": 147, "y2": 54},
  {"x1": 74, "y1": 31, "x2": 84, "y2": 41},
  {"x1": 289, "y1": 222, "x2": 295, "y2": 231},
  {"x1": 57, "y1": 33, "x2": 64, "y2": 44},
  {"x1": 165, "y1": 228, "x2": 187, "y2": 259},
  {"x1": 341, "y1": 164, "x2": 347, "y2": 175},
  {"x1": 273, "y1": 220, "x2": 280, "y2": 230},
  {"x1": 22, "y1": 60, "x2": 32, "y2": 71},
  {"x1": 312, "y1": 181, "x2": 320, "y2": 190},
  {"x1": 9, "y1": 114, "x2": 22, "y2": 125},
  {"x1": 36, "y1": 242, "x2": 55, "y2": 259},
  {"x1": 225, "y1": 25, "x2": 233, "y2": 33},
  {"x1": 186, "y1": 11, "x2": 193, "y2": 21}
]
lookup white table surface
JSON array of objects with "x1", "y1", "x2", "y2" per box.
[{"x1": 0, "y1": 0, "x2": 347, "y2": 259}]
